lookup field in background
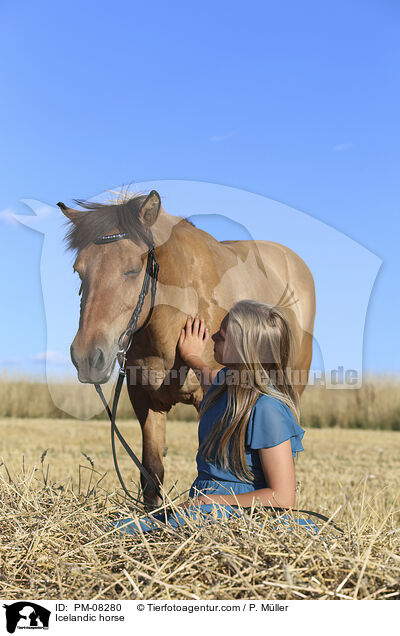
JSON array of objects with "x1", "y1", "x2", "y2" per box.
[
  {"x1": 0, "y1": 417, "x2": 399, "y2": 600},
  {"x1": 1, "y1": 372, "x2": 400, "y2": 429}
]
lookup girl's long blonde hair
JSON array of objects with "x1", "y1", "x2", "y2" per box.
[{"x1": 198, "y1": 299, "x2": 300, "y2": 482}]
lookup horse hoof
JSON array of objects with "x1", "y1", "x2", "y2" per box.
[
  {"x1": 143, "y1": 500, "x2": 161, "y2": 513},
  {"x1": 162, "y1": 445, "x2": 168, "y2": 457}
]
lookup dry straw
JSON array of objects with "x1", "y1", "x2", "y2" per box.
[{"x1": 0, "y1": 419, "x2": 399, "y2": 600}]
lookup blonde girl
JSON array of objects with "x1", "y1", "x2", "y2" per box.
[
  {"x1": 178, "y1": 299, "x2": 303, "y2": 510},
  {"x1": 113, "y1": 300, "x2": 318, "y2": 534}
]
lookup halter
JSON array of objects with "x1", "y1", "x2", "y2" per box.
[
  {"x1": 94, "y1": 232, "x2": 129, "y2": 244},
  {"x1": 93, "y1": 228, "x2": 162, "y2": 507}
]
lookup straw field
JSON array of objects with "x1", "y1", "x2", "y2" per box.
[
  {"x1": 0, "y1": 387, "x2": 399, "y2": 600},
  {"x1": 1, "y1": 371, "x2": 400, "y2": 429}
]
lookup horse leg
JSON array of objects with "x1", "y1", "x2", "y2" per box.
[
  {"x1": 295, "y1": 331, "x2": 314, "y2": 398},
  {"x1": 126, "y1": 382, "x2": 167, "y2": 511}
]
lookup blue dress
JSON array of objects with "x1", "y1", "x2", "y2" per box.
[
  {"x1": 189, "y1": 365, "x2": 305, "y2": 500},
  {"x1": 112, "y1": 366, "x2": 319, "y2": 535}
]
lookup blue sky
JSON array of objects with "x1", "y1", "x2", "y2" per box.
[{"x1": 1, "y1": 0, "x2": 399, "y2": 382}]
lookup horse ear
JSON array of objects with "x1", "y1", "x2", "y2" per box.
[
  {"x1": 57, "y1": 202, "x2": 82, "y2": 224},
  {"x1": 137, "y1": 190, "x2": 161, "y2": 227}
]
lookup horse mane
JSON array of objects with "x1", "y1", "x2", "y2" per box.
[{"x1": 64, "y1": 191, "x2": 196, "y2": 252}]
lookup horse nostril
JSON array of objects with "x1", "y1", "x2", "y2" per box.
[{"x1": 89, "y1": 347, "x2": 105, "y2": 371}]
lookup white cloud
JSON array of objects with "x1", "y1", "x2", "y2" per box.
[
  {"x1": 210, "y1": 130, "x2": 237, "y2": 142},
  {"x1": 30, "y1": 350, "x2": 70, "y2": 365},
  {"x1": 333, "y1": 142, "x2": 353, "y2": 152}
]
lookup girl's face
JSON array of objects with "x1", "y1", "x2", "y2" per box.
[{"x1": 211, "y1": 315, "x2": 230, "y2": 365}]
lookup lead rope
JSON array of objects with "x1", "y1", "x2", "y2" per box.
[
  {"x1": 260, "y1": 506, "x2": 344, "y2": 534},
  {"x1": 95, "y1": 233, "x2": 162, "y2": 507}
]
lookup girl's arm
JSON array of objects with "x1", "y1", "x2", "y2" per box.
[
  {"x1": 195, "y1": 439, "x2": 296, "y2": 508},
  {"x1": 178, "y1": 315, "x2": 219, "y2": 394},
  {"x1": 184, "y1": 355, "x2": 220, "y2": 395}
]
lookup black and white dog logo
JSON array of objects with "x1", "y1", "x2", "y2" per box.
[{"x1": 3, "y1": 602, "x2": 50, "y2": 633}]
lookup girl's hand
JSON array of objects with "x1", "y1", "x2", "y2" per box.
[{"x1": 178, "y1": 315, "x2": 210, "y2": 365}]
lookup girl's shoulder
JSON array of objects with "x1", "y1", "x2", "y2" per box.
[
  {"x1": 246, "y1": 392, "x2": 305, "y2": 453},
  {"x1": 255, "y1": 392, "x2": 295, "y2": 418}
]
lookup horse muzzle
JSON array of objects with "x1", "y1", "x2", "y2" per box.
[{"x1": 70, "y1": 343, "x2": 118, "y2": 384}]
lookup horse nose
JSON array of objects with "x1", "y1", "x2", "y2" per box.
[
  {"x1": 88, "y1": 347, "x2": 106, "y2": 372},
  {"x1": 70, "y1": 340, "x2": 115, "y2": 383},
  {"x1": 70, "y1": 344, "x2": 78, "y2": 369}
]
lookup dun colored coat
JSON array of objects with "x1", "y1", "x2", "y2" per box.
[{"x1": 58, "y1": 190, "x2": 316, "y2": 509}]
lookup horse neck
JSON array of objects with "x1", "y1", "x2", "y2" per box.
[{"x1": 152, "y1": 208, "x2": 229, "y2": 287}]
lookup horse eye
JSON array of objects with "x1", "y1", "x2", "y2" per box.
[{"x1": 125, "y1": 268, "x2": 141, "y2": 277}]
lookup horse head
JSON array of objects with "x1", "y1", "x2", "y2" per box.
[{"x1": 58, "y1": 191, "x2": 161, "y2": 384}]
